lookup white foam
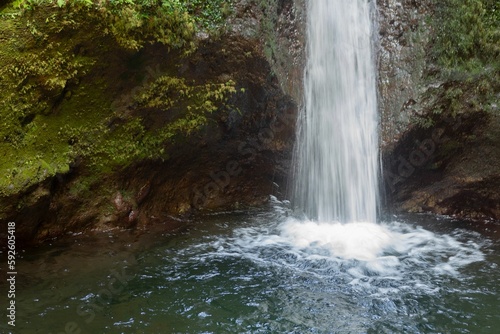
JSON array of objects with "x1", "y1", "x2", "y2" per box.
[
  {"x1": 280, "y1": 220, "x2": 396, "y2": 261},
  {"x1": 218, "y1": 216, "x2": 485, "y2": 290}
]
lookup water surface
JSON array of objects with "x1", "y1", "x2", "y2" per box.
[{"x1": 4, "y1": 202, "x2": 500, "y2": 333}]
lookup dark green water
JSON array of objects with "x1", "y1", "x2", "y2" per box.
[{"x1": 2, "y1": 202, "x2": 500, "y2": 333}]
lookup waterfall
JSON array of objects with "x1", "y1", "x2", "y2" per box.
[{"x1": 294, "y1": 0, "x2": 379, "y2": 223}]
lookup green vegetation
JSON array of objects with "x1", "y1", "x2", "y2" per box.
[
  {"x1": 9, "y1": 0, "x2": 234, "y2": 50},
  {"x1": 183, "y1": 0, "x2": 232, "y2": 30},
  {"x1": 79, "y1": 77, "x2": 237, "y2": 169},
  {"x1": 433, "y1": 0, "x2": 499, "y2": 69},
  {"x1": 414, "y1": 0, "x2": 499, "y2": 128},
  {"x1": 0, "y1": 0, "x2": 236, "y2": 196}
]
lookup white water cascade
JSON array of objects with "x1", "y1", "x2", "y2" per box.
[
  {"x1": 275, "y1": 0, "x2": 482, "y2": 269},
  {"x1": 294, "y1": 0, "x2": 379, "y2": 223}
]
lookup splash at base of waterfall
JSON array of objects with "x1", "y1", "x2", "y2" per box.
[
  {"x1": 227, "y1": 202, "x2": 485, "y2": 280},
  {"x1": 280, "y1": 220, "x2": 395, "y2": 261}
]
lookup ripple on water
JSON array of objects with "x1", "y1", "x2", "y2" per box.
[{"x1": 204, "y1": 216, "x2": 486, "y2": 297}]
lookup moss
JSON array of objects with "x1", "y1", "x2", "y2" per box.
[
  {"x1": 432, "y1": 0, "x2": 499, "y2": 70},
  {"x1": 0, "y1": 0, "x2": 238, "y2": 197},
  {"x1": 258, "y1": 0, "x2": 279, "y2": 66},
  {"x1": 414, "y1": 0, "x2": 499, "y2": 129},
  {"x1": 182, "y1": 0, "x2": 233, "y2": 31}
]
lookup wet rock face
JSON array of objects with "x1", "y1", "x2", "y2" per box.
[
  {"x1": 384, "y1": 110, "x2": 500, "y2": 222},
  {"x1": 228, "y1": 0, "x2": 306, "y2": 102},
  {"x1": 270, "y1": 0, "x2": 306, "y2": 103},
  {"x1": 377, "y1": 0, "x2": 433, "y2": 149},
  {"x1": 117, "y1": 36, "x2": 299, "y2": 229},
  {"x1": 0, "y1": 0, "x2": 304, "y2": 245},
  {"x1": 377, "y1": 0, "x2": 500, "y2": 222}
]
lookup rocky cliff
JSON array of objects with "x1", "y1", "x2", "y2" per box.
[
  {"x1": 1, "y1": 0, "x2": 498, "y2": 247},
  {"x1": 0, "y1": 0, "x2": 305, "y2": 245},
  {"x1": 378, "y1": 0, "x2": 500, "y2": 222}
]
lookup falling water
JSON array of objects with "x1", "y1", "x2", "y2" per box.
[
  {"x1": 294, "y1": 0, "x2": 379, "y2": 223},
  {"x1": 8, "y1": 2, "x2": 494, "y2": 332}
]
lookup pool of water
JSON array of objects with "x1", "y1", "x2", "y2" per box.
[{"x1": 2, "y1": 200, "x2": 500, "y2": 333}]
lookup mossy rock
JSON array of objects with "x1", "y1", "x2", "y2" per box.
[{"x1": 0, "y1": 0, "x2": 237, "y2": 198}]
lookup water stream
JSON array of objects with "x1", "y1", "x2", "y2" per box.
[
  {"x1": 294, "y1": 0, "x2": 379, "y2": 223},
  {"x1": 289, "y1": 0, "x2": 396, "y2": 267}
]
